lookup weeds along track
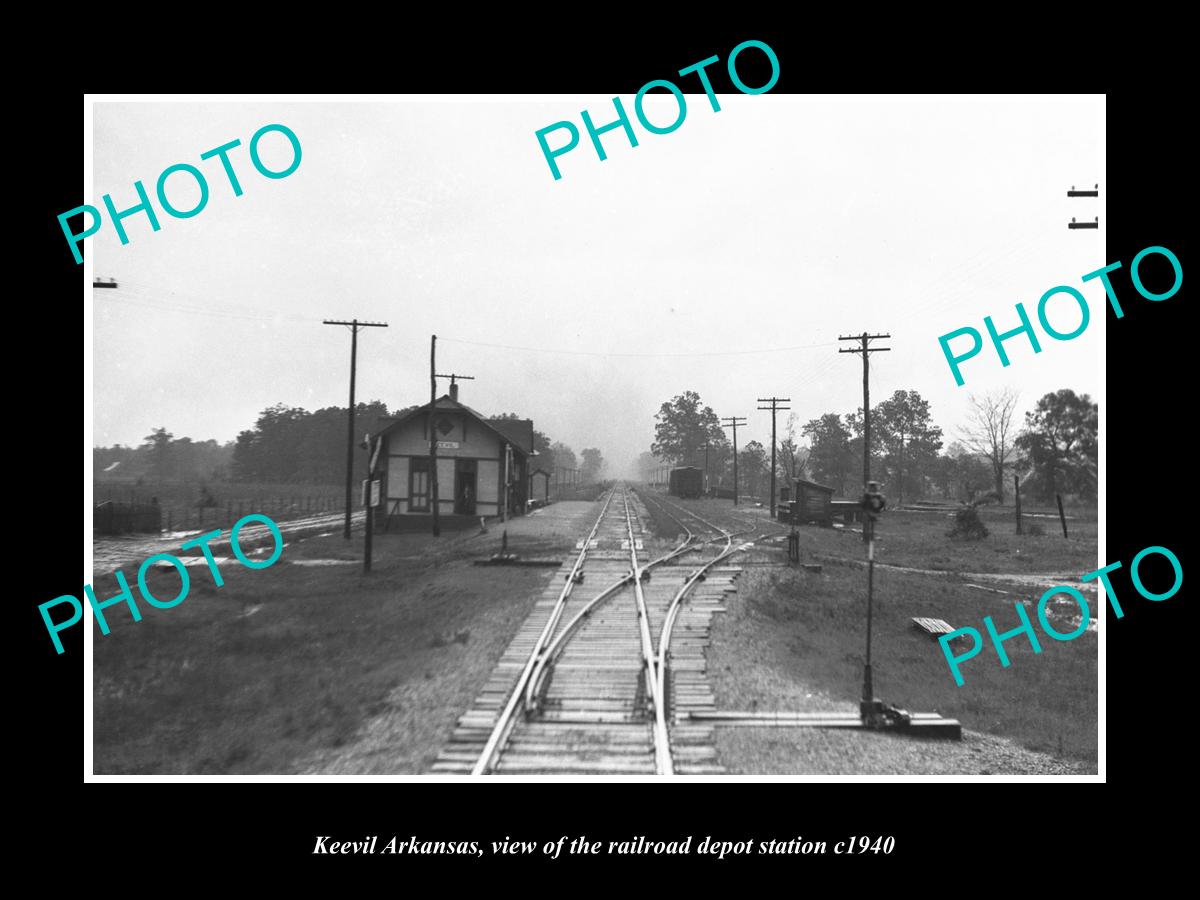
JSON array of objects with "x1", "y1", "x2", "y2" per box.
[{"x1": 434, "y1": 484, "x2": 743, "y2": 775}]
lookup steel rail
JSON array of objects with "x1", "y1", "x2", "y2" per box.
[
  {"x1": 470, "y1": 488, "x2": 616, "y2": 776},
  {"x1": 643, "y1": 492, "x2": 750, "y2": 752},
  {"x1": 621, "y1": 488, "x2": 672, "y2": 776},
  {"x1": 523, "y1": 500, "x2": 730, "y2": 711}
]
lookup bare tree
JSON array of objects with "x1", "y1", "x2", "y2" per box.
[{"x1": 961, "y1": 388, "x2": 1019, "y2": 503}]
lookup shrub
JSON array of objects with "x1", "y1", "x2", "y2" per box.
[
  {"x1": 947, "y1": 505, "x2": 989, "y2": 540},
  {"x1": 1026, "y1": 521, "x2": 1045, "y2": 537}
]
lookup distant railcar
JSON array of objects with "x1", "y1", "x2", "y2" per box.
[{"x1": 668, "y1": 466, "x2": 703, "y2": 499}]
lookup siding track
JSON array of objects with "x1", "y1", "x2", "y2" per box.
[{"x1": 435, "y1": 484, "x2": 751, "y2": 776}]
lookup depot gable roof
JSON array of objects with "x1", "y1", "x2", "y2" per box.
[{"x1": 375, "y1": 395, "x2": 533, "y2": 455}]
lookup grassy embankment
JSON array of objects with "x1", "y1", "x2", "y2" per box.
[
  {"x1": 92, "y1": 516, "x2": 583, "y2": 774},
  {"x1": 640, "y1": 494, "x2": 1099, "y2": 767}
]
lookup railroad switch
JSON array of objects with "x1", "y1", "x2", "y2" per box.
[
  {"x1": 860, "y1": 699, "x2": 911, "y2": 729},
  {"x1": 688, "y1": 709, "x2": 962, "y2": 738},
  {"x1": 860, "y1": 699, "x2": 961, "y2": 738}
]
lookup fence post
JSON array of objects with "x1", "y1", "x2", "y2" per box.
[
  {"x1": 1056, "y1": 494, "x2": 1069, "y2": 539},
  {"x1": 1014, "y1": 475, "x2": 1022, "y2": 535}
]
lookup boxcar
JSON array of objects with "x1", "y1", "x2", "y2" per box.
[{"x1": 668, "y1": 466, "x2": 703, "y2": 499}]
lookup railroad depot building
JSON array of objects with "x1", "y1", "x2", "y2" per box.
[{"x1": 372, "y1": 385, "x2": 532, "y2": 528}]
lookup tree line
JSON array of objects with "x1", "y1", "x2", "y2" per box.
[
  {"x1": 95, "y1": 402, "x2": 600, "y2": 488},
  {"x1": 645, "y1": 387, "x2": 1096, "y2": 505},
  {"x1": 489, "y1": 414, "x2": 605, "y2": 484}
]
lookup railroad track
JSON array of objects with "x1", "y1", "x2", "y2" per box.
[
  {"x1": 92, "y1": 510, "x2": 367, "y2": 575},
  {"x1": 434, "y1": 484, "x2": 746, "y2": 776}
]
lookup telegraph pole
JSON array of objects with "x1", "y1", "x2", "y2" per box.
[
  {"x1": 324, "y1": 318, "x2": 388, "y2": 539},
  {"x1": 435, "y1": 372, "x2": 476, "y2": 396},
  {"x1": 1067, "y1": 183, "x2": 1099, "y2": 229},
  {"x1": 721, "y1": 416, "x2": 746, "y2": 505},
  {"x1": 757, "y1": 397, "x2": 791, "y2": 517},
  {"x1": 434, "y1": 369, "x2": 477, "y2": 520},
  {"x1": 430, "y1": 335, "x2": 440, "y2": 536},
  {"x1": 838, "y1": 333, "x2": 891, "y2": 491}
]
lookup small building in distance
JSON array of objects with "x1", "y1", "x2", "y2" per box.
[
  {"x1": 373, "y1": 384, "x2": 532, "y2": 529},
  {"x1": 789, "y1": 478, "x2": 835, "y2": 526}
]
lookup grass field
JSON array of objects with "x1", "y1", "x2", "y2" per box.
[
  {"x1": 91, "y1": 518, "x2": 578, "y2": 774},
  {"x1": 640, "y1": 492, "x2": 1098, "y2": 770},
  {"x1": 854, "y1": 504, "x2": 1099, "y2": 575}
]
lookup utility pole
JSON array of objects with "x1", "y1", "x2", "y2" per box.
[
  {"x1": 704, "y1": 440, "x2": 710, "y2": 495},
  {"x1": 757, "y1": 397, "x2": 791, "y2": 518},
  {"x1": 430, "y1": 335, "x2": 440, "y2": 536},
  {"x1": 838, "y1": 333, "x2": 891, "y2": 492},
  {"x1": 324, "y1": 318, "x2": 388, "y2": 539},
  {"x1": 435, "y1": 371, "x2": 476, "y2": 397},
  {"x1": 1067, "y1": 183, "x2": 1099, "y2": 229},
  {"x1": 433, "y1": 368, "x2": 476, "y2": 521},
  {"x1": 721, "y1": 416, "x2": 746, "y2": 505}
]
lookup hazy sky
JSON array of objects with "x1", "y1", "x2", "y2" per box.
[{"x1": 91, "y1": 97, "x2": 1104, "y2": 476}]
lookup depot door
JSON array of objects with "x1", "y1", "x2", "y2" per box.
[{"x1": 455, "y1": 460, "x2": 477, "y2": 515}]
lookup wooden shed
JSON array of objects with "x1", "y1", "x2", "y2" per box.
[{"x1": 791, "y1": 479, "x2": 834, "y2": 526}]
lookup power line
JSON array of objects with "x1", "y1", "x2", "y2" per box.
[
  {"x1": 96, "y1": 288, "x2": 315, "y2": 325},
  {"x1": 441, "y1": 336, "x2": 838, "y2": 359}
]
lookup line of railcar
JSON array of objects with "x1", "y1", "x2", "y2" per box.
[{"x1": 668, "y1": 466, "x2": 703, "y2": 499}]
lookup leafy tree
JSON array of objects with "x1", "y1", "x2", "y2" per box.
[
  {"x1": 737, "y1": 440, "x2": 768, "y2": 498},
  {"x1": 551, "y1": 441, "x2": 577, "y2": 475},
  {"x1": 636, "y1": 450, "x2": 661, "y2": 482},
  {"x1": 961, "y1": 388, "x2": 1019, "y2": 502},
  {"x1": 778, "y1": 436, "x2": 807, "y2": 483},
  {"x1": 932, "y1": 442, "x2": 993, "y2": 502},
  {"x1": 872, "y1": 390, "x2": 944, "y2": 505},
  {"x1": 231, "y1": 401, "x2": 391, "y2": 484},
  {"x1": 773, "y1": 414, "x2": 806, "y2": 485},
  {"x1": 142, "y1": 427, "x2": 174, "y2": 478},
  {"x1": 802, "y1": 413, "x2": 854, "y2": 495},
  {"x1": 1014, "y1": 389, "x2": 1097, "y2": 501},
  {"x1": 580, "y1": 448, "x2": 605, "y2": 483},
  {"x1": 652, "y1": 391, "x2": 726, "y2": 467}
]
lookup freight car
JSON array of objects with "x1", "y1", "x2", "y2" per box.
[{"x1": 668, "y1": 466, "x2": 704, "y2": 499}]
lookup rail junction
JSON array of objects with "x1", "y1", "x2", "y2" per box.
[{"x1": 434, "y1": 484, "x2": 773, "y2": 775}]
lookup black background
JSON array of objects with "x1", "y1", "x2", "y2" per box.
[{"x1": 20, "y1": 21, "x2": 1186, "y2": 881}]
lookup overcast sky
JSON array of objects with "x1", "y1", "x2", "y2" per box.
[{"x1": 91, "y1": 96, "x2": 1104, "y2": 476}]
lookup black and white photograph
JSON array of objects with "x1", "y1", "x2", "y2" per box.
[{"x1": 78, "y1": 91, "x2": 1109, "y2": 780}]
